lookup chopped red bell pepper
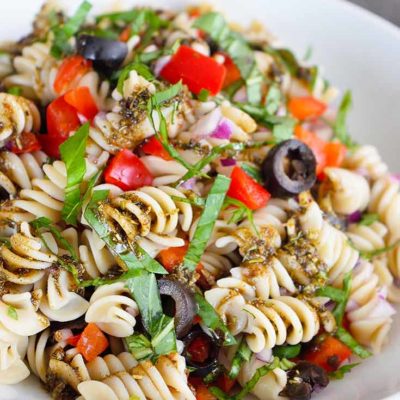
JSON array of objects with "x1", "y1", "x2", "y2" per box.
[
  {"x1": 295, "y1": 125, "x2": 347, "y2": 178},
  {"x1": 189, "y1": 377, "x2": 216, "y2": 400},
  {"x1": 216, "y1": 373, "x2": 236, "y2": 393},
  {"x1": 160, "y1": 45, "x2": 226, "y2": 96},
  {"x1": 38, "y1": 134, "x2": 67, "y2": 159},
  {"x1": 66, "y1": 334, "x2": 82, "y2": 347},
  {"x1": 47, "y1": 96, "x2": 81, "y2": 139},
  {"x1": 104, "y1": 149, "x2": 153, "y2": 191},
  {"x1": 302, "y1": 335, "x2": 352, "y2": 373},
  {"x1": 140, "y1": 136, "x2": 172, "y2": 160},
  {"x1": 227, "y1": 166, "x2": 271, "y2": 210},
  {"x1": 193, "y1": 315, "x2": 203, "y2": 325},
  {"x1": 8, "y1": 132, "x2": 41, "y2": 154},
  {"x1": 288, "y1": 96, "x2": 327, "y2": 120},
  {"x1": 76, "y1": 323, "x2": 109, "y2": 362},
  {"x1": 54, "y1": 55, "x2": 92, "y2": 95},
  {"x1": 119, "y1": 26, "x2": 132, "y2": 42},
  {"x1": 157, "y1": 244, "x2": 189, "y2": 273},
  {"x1": 64, "y1": 86, "x2": 98, "y2": 120},
  {"x1": 187, "y1": 334, "x2": 212, "y2": 364},
  {"x1": 219, "y1": 54, "x2": 241, "y2": 89}
]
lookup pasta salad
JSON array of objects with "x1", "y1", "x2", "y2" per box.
[{"x1": 0, "y1": 2, "x2": 398, "y2": 399}]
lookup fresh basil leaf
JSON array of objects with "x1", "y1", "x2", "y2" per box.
[
  {"x1": 272, "y1": 344, "x2": 301, "y2": 359},
  {"x1": 228, "y1": 337, "x2": 252, "y2": 379},
  {"x1": 7, "y1": 86, "x2": 22, "y2": 96},
  {"x1": 184, "y1": 175, "x2": 231, "y2": 271},
  {"x1": 51, "y1": 0, "x2": 92, "y2": 58},
  {"x1": 240, "y1": 163, "x2": 262, "y2": 184},
  {"x1": 31, "y1": 217, "x2": 78, "y2": 261},
  {"x1": 272, "y1": 116, "x2": 295, "y2": 143},
  {"x1": 360, "y1": 238, "x2": 400, "y2": 261},
  {"x1": 198, "y1": 88, "x2": 210, "y2": 102},
  {"x1": 265, "y1": 84, "x2": 281, "y2": 115},
  {"x1": 334, "y1": 90, "x2": 354, "y2": 147},
  {"x1": 359, "y1": 213, "x2": 379, "y2": 226},
  {"x1": 152, "y1": 81, "x2": 182, "y2": 106},
  {"x1": 223, "y1": 196, "x2": 258, "y2": 235},
  {"x1": 126, "y1": 272, "x2": 176, "y2": 357},
  {"x1": 170, "y1": 195, "x2": 205, "y2": 208},
  {"x1": 116, "y1": 62, "x2": 154, "y2": 94},
  {"x1": 125, "y1": 333, "x2": 154, "y2": 360},
  {"x1": 303, "y1": 46, "x2": 313, "y2": 61},
  {"x1": 84, "y1": 190, "x2": 167, "y2": 275},
  {"x1": 60, "y1": 123, "x2": 90, "y2": 225},
  {"x1": 194, "y1": 292, "x2": 236, "y2": 346},
  {"x1": 194, "y1": 12, "x2": 263, "y2": 104},
  {"x1": 335, "y1": 327, "x2": 371, "y2": 358},
  {"x1": 329, "y1": 363, "x2": 360, "y2": 380},
  {"x1": 211, "y1": 357, "x2": 280, "y2": 400},
  {"x1": 316, "y1": 285, "x2": 346, "y2": 303},
  {"x1": 7, "y1": 305, "x2": 18, "y2": 320}
]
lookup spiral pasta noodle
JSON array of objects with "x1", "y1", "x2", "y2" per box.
[
  {"x1": 347, "y1": 221, "x2": 388, "y2": 253},
  {"x1": 344, "y1": 145, "x2": 388, "y2": 181},
  {"x1": 3, "y1": 42, "x2": 59, "y2": 104},
  {"x1": 347, "y1": 261, "x2": 395, "y2": 353},
  {"x1": 85, "y1": 282, "x2": 139, "y2": 337}
]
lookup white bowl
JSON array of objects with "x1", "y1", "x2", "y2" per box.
[{"x1": 1, "y1": 0, "x2": 400, "y2": 399}]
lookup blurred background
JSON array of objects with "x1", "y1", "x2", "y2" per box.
[{"x1": 350, "y1": 0, "x2": 400, "y2": 26}]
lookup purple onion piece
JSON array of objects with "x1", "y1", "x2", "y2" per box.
[
  {"x1": 210, "y1": 119, "x2": 233, "y2": 139},
  {"x1": 180, "y1": 178, "x2": 196, "y2": 190},
  {"x1": 390, "y1": 174, "x2": 400, "y2": 184},
  {"x1": 220, "y1": 158, "x2": 236, "y2": 167},
  {"x1": 255, "y1": 348, "x2": 272, "y2": 363},
  {"x1": 347, "y1": 210, "x2": 362, "y2": 224}
]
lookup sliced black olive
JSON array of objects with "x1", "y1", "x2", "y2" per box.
[
  {"x1": 158, "y1": 278, "x2": 196, "y2": 338},
  {"x1": 76, "y1": 34, "x2": 128, "y2": 75},
  {"x1": 261, "y1": 139, "x2": 316, "y2": 197},
  {"x1": 280, "y1": 361, "x2": 329, "y2": 400},
  {"x1": 0, "y1": 186, "x2": 10, "y2": 201},
  {"x1": 182, "y1": 328, "x2": 220, "y2": 377}
]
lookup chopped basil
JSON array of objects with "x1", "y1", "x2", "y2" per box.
[
  {"x1": 0, "y1": 237, "x2": 10, "y2": 245},
  {"x1": 317, "y1": 271, "x2": 351, "y2": 326},
  {"x1": 236, "y1": 103, "x2": 295, "y2": 142},
  {"x1": 84, "y1": 190, "x2": 167, "y2": 275},
  {"x1": 194, "y1": 293, "x2": 236, "y2": 346},
  {"x1": 126, "y1": 272, "x2": 176, "y2": 357},
  {"x1": 116, "y1": 62, "x2": 154, "y2": 94},
  {"x1": 51, "y1": 0, "x2": 92, "y2": 58},
  {"x1": 334, "y1": 90, "x2": 354, "y2": 147},
  {"x1": 125, "y1": 333, "x2": 154, "y2": 360},
  {"x1": 211, "y1": 357, "x2": 281, "y2": 400},
  {"x1": 303, "y1": 46, "x2": 313, "y2": 61},
  {"x1": 359, "y1": 213, "x2": 379, "y2": 226},
  {"x1": 194, "y1": 12, "x2": 263, "y2": 104},
  {"x1": 272, "y1": 344, "x2": 301, "y2": 359},
  {"x1": 184, "y1": 175, "x2": 231, "y2": 271},
  {"x1": 198, "y1": 88, "x2": 210, "y2": 102},
  {"x1": 31, "y1": 217, "x2": 78, "y2": 261},
  {"x1": 170, "y1": 195, "x2": 205, "y2": 208},
  {"x1": 265, "y1": 84, "x2": 282, "y2": 115},
  {"x1": 329, "y1": 363, "x2": 360, "y2": 380},
  {"x1": 335, "y1": 327, "x2": 371, "y2": 358},
  {"x1": 360, "y1": 238, "x2": 400, "y2": 260},
  {"x1": 7, "y1": 305, "x2": 18, "y2": 320},
  {"x1": 228, "y1": 337, "x2": 252, "y2": 379},
  {"x1": 240, "y1": 163, "x2": 263, "y2": 184},
  {"x1": 60, "y1": 123, "x2": 90, "y2": 225},
  {"x1": 223, "y1": 196, "x2": 258, "y2": 235},
  {"x1": 7, "y1": 86, "x2": 22, "y2": 96}
]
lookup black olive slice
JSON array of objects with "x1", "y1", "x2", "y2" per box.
[
  {"x1": 279, "y1": 361, "x2": 329, "y2": 400},
  {"x1": 158, "y1": 278, "x2": 196, "y2": 338},
  {"x1": 77, "y1": 34, "x2": 128, "y2": 75},
  {"x1": 0, "y1": 186, "x2": 10, "y2": 201},
  {"x1": 182, "y1": 329, "x2": 220, "y2": 377},
  {"x1": 261, "y1": 139, "x2": 316, "y2": 197}
]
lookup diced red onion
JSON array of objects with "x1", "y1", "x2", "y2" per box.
[
  {"x1": 233, "y1": 87, "x2": 248, "y2": 103},
  {"x1": 55, "y1": 328, "x2": 74, "y2": 342},
  {"x1": 154, "y1": 55, "x2": 172, "y2": 77},
  {"x1": 78, "y1": 113, "x2": 88, "y2": 124},
  {"x1": 347, "y1": 211, "x2": 362, "y2": 224},
  {"x1": 180, "y1": 178, "x2": 196, "y2": 190},
  {"x1": 377, "y1": 286, "x2": 388, "y2": 300},
  {"x1": 369, "y1": 299, "x2": 396, "y2": 319},
  {"x1": 346, "y1": 299, "x2": 359, "y2": 312},
  {"x1": 210, "y1": 119, "x2": 233, "y2": 139},
  {"x1": 190, "y1": 108, "x2": 222, "y2": 138},
  {"x1": 255, "y1": 348, "x2": 272, "y2": 363},
  {"x1": 220, "y1": 158, "x2": 236, "y2": 167},
  {"x1": 390, "y1": 174, "x2": 400, "y2": 184}
]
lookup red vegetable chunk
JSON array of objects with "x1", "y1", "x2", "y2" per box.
[
  {"x1": 160, "y1": 45, "x2": 226, "y2": 95},
  {"x1": 76, "y1": 323, "x2": 109, "y2": 362},
  {"x1": 104, "y1": 149, "x2": 153, "y2": 190}
]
